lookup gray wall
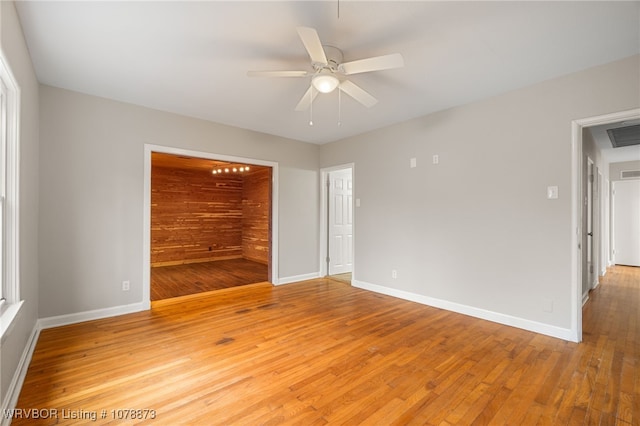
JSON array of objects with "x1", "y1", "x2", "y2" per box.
[
  {"x1": 39, "y1": 85, "x2": 320, "y2": 318},
  {"x1": 0, "y1": 1, "x2": 40, "y2": 406},
  {"x1": 320, "y1": 55, "x2": 640, "y2": 331}
]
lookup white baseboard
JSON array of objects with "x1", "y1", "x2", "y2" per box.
[
  {"x1": 582, "y1": 291, "x2": 590, "y2": 306},
  {"x1": 276, "y1": 272, "x2": 321, "y2": 286},
  {"x1": 38, "y1": 302, "x2": 147, "y2": 330},
  {"x1": 353, "y1": 279, "x2": 576, "y2": 342},
  {"x1": 1, "y1": 323, "x2": 40, "y2": 426}
]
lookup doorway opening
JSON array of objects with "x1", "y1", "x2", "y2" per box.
[
  {"x1": 571, "y1": 107, "x2": 640, "y2": 342},
  {"x1": 143, "y1": 145, "x2": 279, "y2": 305},
  {"x1": 320, "y1": 164, "x2": 354, "y2": 284}
]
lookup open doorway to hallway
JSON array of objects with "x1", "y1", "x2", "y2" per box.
[
  {"x1": 148, "y1": 151, "x2": 274, "y2": 301},
  {"x1": 321, "y1": 165, "x2": 354, "y2": 284},
  {"x1": 574, "y1": 108, "x2": 640, "y2": 341}
]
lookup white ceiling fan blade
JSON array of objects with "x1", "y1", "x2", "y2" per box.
[
  {"x1": 295, "y1": 85, "x2": 319, "y2": 111},
  {"x1": 339, "y1": 80, "x2": 378, "y2": 108},
  {"x1": 247, "y1": 70, "x2": 309, "y2": 78},
  {"x1": 339, "y1": 53, "x2": 404, "y2": 75},
  {"x1": 297, "y1": 27, "x2": 328, "y2": 66}
]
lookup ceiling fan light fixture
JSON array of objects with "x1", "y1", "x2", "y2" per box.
[{"x1": 312, "y1": 72, "x2": 339, "y2": 93}]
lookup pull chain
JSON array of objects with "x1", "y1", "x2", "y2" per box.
[
  {"x1": 309, "y1": 86, "x2": 314, "y2": 126},
  {"x1": 338, "y1": 87, "x2": 342, "y2": 126}
]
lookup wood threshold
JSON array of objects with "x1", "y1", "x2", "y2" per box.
[{"x1": 150, "y1": 281, "x2": 272, "y2": 308}]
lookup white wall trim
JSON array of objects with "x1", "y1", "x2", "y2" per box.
[
  {"x1": 276, "y1": 272, "x2": 321, "y2": 285},
  {"x1": 571, "y1": 108, "x2": 640, "y2": 343},
  {"x1": 38, "y1": 302, "x2": 147, "y2": 330},
  {"x1": 582, "y1": 291, "x2": 589, "y2": 307},
  {"x1": 142, "y1": 144, "x2": 280, "y2": 296},
  {"x1": 353, "y1": 279, "x2": 576, "y2": 342},
  {"x1": 1, "y1": 323, "x2": 40, "y2": 426},
  {"x1": 0, "y1": 49, "x2": 23, "y2": 332}
]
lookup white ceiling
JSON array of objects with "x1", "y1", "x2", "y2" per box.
[{"x1": 15, "y1": 1, "x2": 640, "y2": 145}]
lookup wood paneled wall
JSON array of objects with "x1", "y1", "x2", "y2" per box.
[
  {"x1": 151, "y1": 167, "x2": 243, "y2": 266},
  {"x1": 151, "y1": 163, "x2": 271, "y2": 267},
  {"x1": 242, "y1": 168, "x2": 271, "y2": 264}
]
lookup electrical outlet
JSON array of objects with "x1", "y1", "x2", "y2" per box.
[
  {"x1": 392, "y1": 270, "x2": 397, "y2": 279},
  {"x1": 122, "y1": 280, "x2": 130, "y2": 291}
]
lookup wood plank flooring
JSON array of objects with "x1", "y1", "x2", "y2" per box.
[
  {"x1": 150, "y1": 258, "x2": 268, "y2": 301},
  {"x1": 13, "y1": 266, "x2": 640, "y2": 425}
]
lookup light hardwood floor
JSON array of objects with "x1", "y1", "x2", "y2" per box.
[{"x1": 14, "y1": 266, "x2": 639, "y2": 425}]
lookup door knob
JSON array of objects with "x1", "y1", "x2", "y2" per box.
[{"x1": 587, "y1": 232, "x2": 593, "y2": 236}]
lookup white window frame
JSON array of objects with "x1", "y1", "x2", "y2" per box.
[{"x1": 0, "y1": 50, "x2": 22, "y2": 340}]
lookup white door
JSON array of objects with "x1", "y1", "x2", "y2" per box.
[
  {"x1": 592, "y1": 167, "x2": 600, "y2": 289},
  {"x1": 586, "y1": 160, "x2": 595, "y2": 288},
  {"x1": 328, "y1": 169, "x2": 353, "y2": 275},
  {"x1": 613, "y1": 179, "x2": 640, "y2": 267},
  {"x1": 583, "y1": 158, "x2": 595, "y2": 296}
]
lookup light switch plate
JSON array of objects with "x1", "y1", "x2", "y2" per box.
[
  {"x1": 547, "y1": 186, "x2": 559, "y2": 199},
  {"x1": 410, "y1": 158, "x2": 417, "y2": 168}
]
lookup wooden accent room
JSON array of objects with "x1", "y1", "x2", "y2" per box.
[{"x1": 150, "y1": 152, "x2": 271, "y2": 300}]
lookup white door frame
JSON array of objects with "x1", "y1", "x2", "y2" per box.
[
  {"x1": 319, "y1": 163, "x2": 355, "y2": 278},
  {"x1": 599, "y1": 170, "x2": 607, "y2": 277},
  {"x1": 570, "y1": 108, "x2": 640, "y2": 342},
  {"x1": 142, "y1": 144, "x2": 280, "y2": 308}
]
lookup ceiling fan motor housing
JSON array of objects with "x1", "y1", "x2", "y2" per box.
[{"x1": 315, "y1": 45, "x2": 343, "y2": 73}]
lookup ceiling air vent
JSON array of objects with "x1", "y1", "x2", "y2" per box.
[
  {"x1": 621, "y1": 170, "x2": 640, "y2": 179},
  {"x1": 607, "y1": 124, "x2": 640, "y2": 148}
]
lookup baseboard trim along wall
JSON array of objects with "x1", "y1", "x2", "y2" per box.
[
  {"x1": 353, "y1": 279, "x2": 575, "y2": 342},
  {"x1": 1, "y1": 324, "x2": 41, "y2": 426},
  {"x1": 38, "y1": 302, "x2": 147, "y2": 330},
  {"x1": 276, "y1": 272, "x2": 321, "y2": 286}
]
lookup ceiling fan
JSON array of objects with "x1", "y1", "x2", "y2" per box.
[{"x1": 248, "y1": 27, "x2": 404, "y2": 111}]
